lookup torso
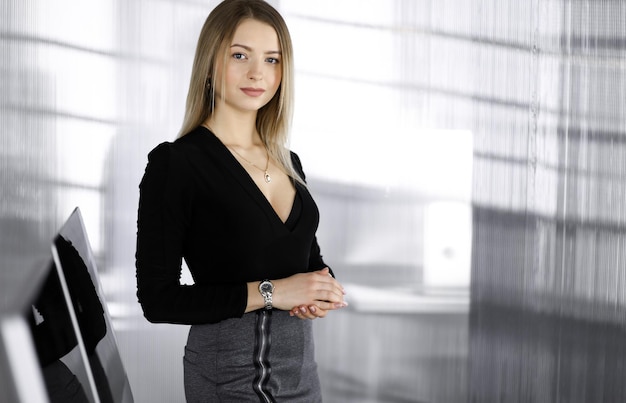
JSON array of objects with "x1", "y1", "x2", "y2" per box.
[{"x1": 167, "y1": 127, "x2": 323, "y2": 284}]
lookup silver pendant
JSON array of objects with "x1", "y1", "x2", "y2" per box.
[{"x1": 264, "y1": 172, "x2": 272, "y2": 183}]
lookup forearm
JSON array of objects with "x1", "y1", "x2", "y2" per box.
[
  {"x1": 245, "y1": 281, "x2": 264, "y2": 312},
  {"x1": 137, "y1": 274, "x2": 247, "y2": 324}
]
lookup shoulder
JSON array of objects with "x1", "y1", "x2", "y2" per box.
[
  {"x1": 174, "y1": 126, "x2": 205, "y2": 147},
  {"x1": 290, "y1": 150, "x2": 302, "y2": 165},
  {"x1": 142, "y1": 143, "x2": 186, "y2": 190},
  {"x1": 146, "y1": 142, "x2": 184, "y2": 171},
  {"x1": 140, "y1": 140, "x2": 199, "y2": 200},
  {"x1": 289, "y1": 150, "x2": 304, "y2": 174},
  {"x1": 143, "y1": 137, "x2": 201, "y2": 185},
  {"x1": 290, "y1": 150, "x2": 312, "y2": 184},
  {"x1": 147, "y1": 127, "x2": 205, "y2": 164}
]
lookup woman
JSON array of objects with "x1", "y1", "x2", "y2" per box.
[{"x1": 135, "y1": 0, "x2": 347, "y2": 401}]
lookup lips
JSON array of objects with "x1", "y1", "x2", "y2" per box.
[{"x1": 241, "y1": 87, "x2": 265, "y2": 97}]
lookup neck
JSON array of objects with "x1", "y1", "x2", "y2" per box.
[{"x1": 205, "y1": 108, "x2": 260, "y2": 147}]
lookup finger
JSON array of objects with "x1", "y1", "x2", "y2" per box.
[
  {"x1": 299, "y1": 305, "x2": 317, "y2": 320},
  {"x1": 308, "y1": 305, "x2": 328, "y2": 318},
  {"x1": 311, "y1": 276, "x2": 346, "y2": 301},
  {"x1": 321, "y1": 274, "x2": 346, "y2": 295},
  {"x1": 291, "y1": 305, "x2": 307, "y2": 317},
  {"x1": 322, "y1": 289, "x2": 346, "y2": 304},
  {"x1": 316, "y1": 267, "x2": 330, "y2": 275},
  {"x1": 312, "y1": 285, "x2": 346, "y2": 304},
  {"x1": 315, "y1": 300, "x2": 349, "y2": 311},
  {"x1": 291, "y1": 306, "x2": 314, "y2": 320},
  {"x1": 302, "y1": 305, "x2": 317, "y2": 319}
]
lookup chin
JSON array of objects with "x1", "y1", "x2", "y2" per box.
[{"x1": 244, "y1": 100, "x2": 273, "y2": 112}]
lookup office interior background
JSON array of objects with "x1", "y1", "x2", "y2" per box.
[{"x1": 1, "y1": 0, "x2": 625, "y2": 402}]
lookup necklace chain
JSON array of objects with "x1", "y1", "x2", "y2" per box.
[
  {"x1": 202, "y1": 124, "x2": 272, "y2": 183},
  {"x1": 228, "y1": 145, "x2": 272, "y2": 183}
]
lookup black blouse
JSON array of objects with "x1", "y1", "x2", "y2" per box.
[{"x1": 135, "y1": 127, "x2": 328, "y2": 325}]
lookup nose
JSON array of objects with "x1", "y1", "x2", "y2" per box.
[{"x1": 248, "y1": 58, "x2": 263, "y2": 81}]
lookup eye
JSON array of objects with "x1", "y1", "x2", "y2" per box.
[
  {"x1": 232, "y1": 52, "x2": 247, "y2": 60},
  {"x1": 266, "y1": 57, "x2": 280, "y2": 64}
]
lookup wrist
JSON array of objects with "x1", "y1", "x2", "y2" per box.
[{"x1": 269, "y1": 278, "x2": 285, "y2": 309}]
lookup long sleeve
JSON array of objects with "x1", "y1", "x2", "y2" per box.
[
  {"x1": 135, "y1": 143, "x2": 247, "y2": 325},
  {"x1": 291, "y1": 152, "x2": 334, "y2": 277}
]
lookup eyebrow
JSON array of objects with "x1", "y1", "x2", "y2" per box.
[{"x1": 231, "y1": 43, "x2": 281, "y2": 55}]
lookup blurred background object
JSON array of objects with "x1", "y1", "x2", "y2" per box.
[{"x1": 1, "y1": 0, "x2": 625, "y2": 402}]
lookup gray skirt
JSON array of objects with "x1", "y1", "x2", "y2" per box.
[{"x1": 183, "y1": 310, "x2": 322, "y2": 403}]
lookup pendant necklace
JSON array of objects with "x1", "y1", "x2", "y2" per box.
[{"x1": 228, "y1": 146, "x2": 272, "y2": 183}]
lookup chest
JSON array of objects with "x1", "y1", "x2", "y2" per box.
[{"x1": 242, "y1": 165, "x2": 296, "y2": 224}]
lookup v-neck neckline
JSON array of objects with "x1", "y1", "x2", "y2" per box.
[{"x1": 200, "y1": 126, "x2": 298, "y2": 226}]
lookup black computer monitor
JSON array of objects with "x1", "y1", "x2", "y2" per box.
[
  {"x1": 49, "y1": 207, "x2": 133, "y2": 403},
  {"x1": 1, "y1": 208, "x2": 133, "y2": 403},
  {"x1": 0, "y1": 242, "x2": 100, "y2": 402}
]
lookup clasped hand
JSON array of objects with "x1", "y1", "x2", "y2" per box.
[{"x1": 272, "y1": 268, "x2": 348, "y2": 320}]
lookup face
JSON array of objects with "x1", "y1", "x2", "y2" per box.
[{"x1": 213, "y1": 19, "x2": 282, "y2": 115}]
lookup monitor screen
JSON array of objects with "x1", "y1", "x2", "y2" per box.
[{"x1": 28, "y1": 255, "x2": 98, "y2": 403}]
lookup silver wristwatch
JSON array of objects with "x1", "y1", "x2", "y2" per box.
[{"x1": 258, "y1": 280, "x2": 274, "y2": 310}]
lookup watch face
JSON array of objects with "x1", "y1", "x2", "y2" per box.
[{"x1": 260, "y1": 281, "x2": 273, "y2": 293}]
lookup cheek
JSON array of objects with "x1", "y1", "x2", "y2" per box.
[
  {"x1": 224, "y1": 66, "x2": 240, "y2": 87},
  {"x1": 270, "y1": 69, "x2": 282, "y2": 90}
]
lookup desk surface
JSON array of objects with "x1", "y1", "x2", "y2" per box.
[{"x1": 344, "y1": 283, "x2": 470, "y2": 314}]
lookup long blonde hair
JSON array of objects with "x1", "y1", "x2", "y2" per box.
[{"x1": 179, "y1": 0, "x2": 303, "y2": 185}]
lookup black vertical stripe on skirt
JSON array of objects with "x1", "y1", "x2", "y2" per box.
[{"x1": 253, "y1": 310, "x2": 274, "y2": 403}]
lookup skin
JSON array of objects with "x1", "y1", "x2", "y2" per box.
[{"x1": 204, "y1": 19, "x2": 347, "y2": 320}]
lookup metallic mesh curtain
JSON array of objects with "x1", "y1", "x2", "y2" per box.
[
  {"x1": 471, "y1": 0, "x2": 626, "y2": 320},
  {"x1": 470, "y1": 1, "x2": 626, "y2": 402}
]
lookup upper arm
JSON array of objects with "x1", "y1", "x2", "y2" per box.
[
  {"x1": 135, "y1": 142, "x2": 247, "y2": 324},
  {"x1": 136, "y1": 143, "x2": 192, "y2": 269}
]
